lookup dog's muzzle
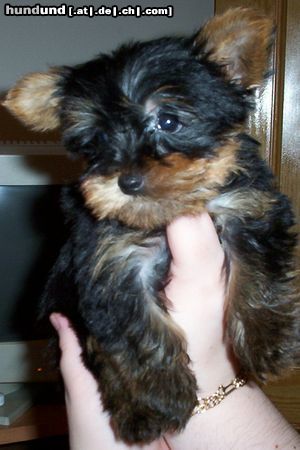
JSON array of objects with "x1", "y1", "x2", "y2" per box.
[{"x1": 118, "y1": 174, "x2": 145, "y2": 195}]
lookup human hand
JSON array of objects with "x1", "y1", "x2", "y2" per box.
[
  {"x1": 165, "y1": 215, "x2": 300, "y2": 450},
  {"x1": 165, "y1": 213, "x2": 237, "y2": 393}
]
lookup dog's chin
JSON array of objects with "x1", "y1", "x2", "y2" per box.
[
  {"x1": 80, "y1": 175, "x2": 210, "y2": 229},
  {"x1": 80, "y1": 141, "x2": 240, "y2": 229}
]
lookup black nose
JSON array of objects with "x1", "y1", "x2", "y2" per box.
[{"x1": 118, "y1": 174, "x2": 144, "y2": 195}]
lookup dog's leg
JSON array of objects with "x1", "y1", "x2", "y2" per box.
[
  {"x1": 38, "y1": 238, "x2": 83, "y2": 365},
  {"x1": 209, "y1": 188, "x2": 299, "y2": 380},
  {"x1": 76, "y1": 222, "x2": 197, "y2": 444},
  {"x1": 39, "y1": 239, "x2": 77, "y2": 316}
]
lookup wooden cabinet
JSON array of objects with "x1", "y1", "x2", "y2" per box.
[
  {"x1": 215, "y1": 0, "x2": 300, "y2": 431},
  {"x1": 0, "y1": 404, "x2": 67, "y2": 445}
]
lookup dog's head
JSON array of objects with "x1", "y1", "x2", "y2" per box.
[{"x1": 4, "y1": 8, "x2": 273, "y2": 229}]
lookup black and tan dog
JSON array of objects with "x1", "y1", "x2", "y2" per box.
[{"x1": 4, "y1": 8, "x2": 299, "y2": 444}]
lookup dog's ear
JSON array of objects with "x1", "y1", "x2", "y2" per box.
[
  {"x1": 194, "y1": 8, "x2": 274, "y2": 89},
  {"x1": 2, "y1": 69, "x2": 62, "y2": 132}
]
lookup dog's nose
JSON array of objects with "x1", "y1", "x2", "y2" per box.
[{"x1": 118, "y1": 174, "x2": 144, "y2": 195}]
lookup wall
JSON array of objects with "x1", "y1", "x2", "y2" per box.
[{"x1": 0, "y1": 0, "x2": 214, "y2": 90}]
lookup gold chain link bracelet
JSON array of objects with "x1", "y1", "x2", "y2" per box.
[{"x1": 192, "y1": 374, "x2": 247, "y2": 415}]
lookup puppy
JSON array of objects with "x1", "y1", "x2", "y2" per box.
[{"x1": 4, "y1": 8, "x2": 299, "y2": 444}]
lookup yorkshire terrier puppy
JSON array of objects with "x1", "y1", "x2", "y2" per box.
[{"x1": 4, "y1": 8, "x2": 299, "y2": 444}]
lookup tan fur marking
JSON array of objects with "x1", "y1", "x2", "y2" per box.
[
  {"x1": 82, "y1": 176, "x2": 129, "y2": 219},
  {"x1": 208, "y1": 188, "x2": 276, "y2": 220},
  {"x1": 196, "y1": 8, "x2": 273, "y2": 88},
  {"x1": 89, "y1": 231, "x2": 189, "y2": 365},
  {"x1": 145, "y1": 141, "x2": 240, "y2": 198},
  {"x1": 81, "y1": 139, "x2": 241, "y2": 229},
  {"x1": 3, "y1": 70, "x2": 61, "y2": 131}
]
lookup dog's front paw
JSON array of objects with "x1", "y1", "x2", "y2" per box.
[{"x1": 111, "y1": 363, "x2": 198, "y2": 444}]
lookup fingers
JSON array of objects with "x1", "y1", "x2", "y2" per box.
[
  {"x1": 49, "y1": 313, "x2": 84, "y2": 382},
  {"x1": 50, "y1": 313, "x2": 100, "y2": 403},
  {"x1": 166, "y1": 213, "x2": 224, "y2": 283},
  {"x1": 50, "y1": 312, "x2": 82, "y2": 360},
  {"x1": 166, "y1": 215, "x2": 233, "y2": 393}
]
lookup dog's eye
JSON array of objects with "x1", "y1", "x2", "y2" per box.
[
  {"x1": 157, "y1": 113, "x2": 182, "y2": 133},
  {"x1": 98, "y1": 131, "x2": 108, "y2": 143}
]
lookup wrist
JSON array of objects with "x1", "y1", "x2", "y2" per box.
[
  {"x1": 187, "y1": 330, "x2": 239, "y2": 396},
  {"x1": 167, "y1": 382, "x2": 300, "y2": 449},
  {"x1": 192, "y1": 372, "x2": 247, "y2": 416},
  {"x1": 191, "y1": 360, "x2": 239, "y2": 402}
]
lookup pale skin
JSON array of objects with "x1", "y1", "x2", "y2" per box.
[{"x1": 50, "y1": 213, "x2": 300, "y2": 450}]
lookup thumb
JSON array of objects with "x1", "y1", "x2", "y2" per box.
[
  {"x1": 167, "y1": 213, "x2": 223, "y2": 274},
  {"x1": 49, "y1": 313, "x2": 82, "y2": 364}
]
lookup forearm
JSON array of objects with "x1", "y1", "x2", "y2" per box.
[
  {"x1": 166, "y1": 381, "x2": 300, "y2": 450},
  {"x1": 66, "y1": 394, "x2": 169, "y2": 450},
  {"x1": 66, "y1": 382, "x2": 170, "y2": 450},
  {"x1": 66, "y1": 395, "x2": 117, "y2": 450}
]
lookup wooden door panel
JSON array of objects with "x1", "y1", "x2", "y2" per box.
[
  {"x1": 263, "y1": 368, "x2": 300, "y2": 431},
  {"x1": 215, "y1": 0, "x2": 274, "y2": 12},
  {"x1": 281, "y1": 0, "x2": 300, "y2": 240},
  {"x1": 215, "y1": 0, "x2": 300, "y2": 431}
]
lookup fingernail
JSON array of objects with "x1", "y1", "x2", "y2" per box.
[
  {"x1": 49, "y1": 313, "x2": 60, "y2": 331},
  {"x1": 49, "y1": 312, "x2": 67, "y2": 332}
]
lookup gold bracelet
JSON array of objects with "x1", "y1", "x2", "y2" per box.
[{"x1": 192, "y1": 374, "x2": 247, "y2": 415}]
